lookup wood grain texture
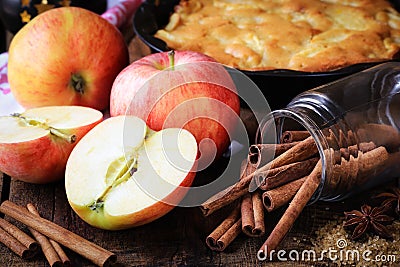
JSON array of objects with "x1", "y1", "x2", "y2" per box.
[
  {"x1": 0, "y1": 176, "x2": 388, "y2": 266},
  {"x1": 128, "y1": 35, "x2": 151, "y2": 63},
  {"x1": 0, "y1": 173, "x2": 350, "y2": 267},
  {"x1": 0, "y1": 172, "x2": 3, "y2": 204}
]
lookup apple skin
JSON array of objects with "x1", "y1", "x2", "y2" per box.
[
  {"x1": 110, "y1": 50, "x2": 240, "y2": 166},
  {"x1": 0, "y1": 106, "x2": 103, "y2": 184},
  {"x1": 69, "y1": 167, "x2": 196, "y2": 230},
  {"x1": 65, "y1": 116, "x2": 198, "y2": 230},
  {"x1": 7, "y1": 7, "x2": 129, "y2": 111}
]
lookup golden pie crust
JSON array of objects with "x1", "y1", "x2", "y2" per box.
[{"x1": 154, "y1": 0, "x2": 400, "y2": 72}]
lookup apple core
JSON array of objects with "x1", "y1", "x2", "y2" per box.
[{"x1": 11, "y1": 113, "x2": 76, "y2": 143}]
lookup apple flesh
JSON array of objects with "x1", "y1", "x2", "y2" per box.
[
  {"x1": 0, "y1": 106, "x2": 103, "y2": 183},
  {"x1": 110, "y1": 51, "x2": 240, "y2": 168},
  {"x1": 65, "y1": 116, "x2": 198, "y2": 230},
  {"x1": 7, "y1": 7, "x2": 129, "y2": 111}
]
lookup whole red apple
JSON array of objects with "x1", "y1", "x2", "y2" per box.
[
  {"x1": 110, "y1": 50, "x2": 240, "y2": 168},
  {"x1": 7, "y1": 7, "x2": 129, "y2": 111}
]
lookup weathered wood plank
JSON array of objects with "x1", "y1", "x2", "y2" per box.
[
  {"x1": 0, "y1": 172, "x2": 3, "y2": 203},
  {"x1": 0, "y1": 165, "x2": 320, "y2": 266},
  {"x1": 128, "y1": 35, "x2": 151, "y2": 63},
  {"x1": 0, "y1": 172, "x2": 9, "y2": 266},
  {"x1": 0, "y1": 173, "x2": 387, "y2": 267},
  {"x1": 0, "y1": 178, "x2": 55, "y2": 266}
]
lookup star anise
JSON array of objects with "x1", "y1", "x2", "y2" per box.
[
  {"x1": 374, "y1": 187, "x2": 400, "y2": 216},
  {"x1": 343, "y1": 204, "x2": 394, "y2": 240}
]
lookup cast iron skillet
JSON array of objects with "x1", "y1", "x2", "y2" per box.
[{"x1": 133, "y1": 0, "x2": 400, "y2": 110}]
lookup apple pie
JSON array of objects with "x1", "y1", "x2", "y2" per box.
[{"x1": 154, "y1": 0, "x2": 400, "y2": 72}]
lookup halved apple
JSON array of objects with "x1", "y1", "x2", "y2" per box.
[
  {"x1": 0, "y1": 106, "x2": 103, "y2": 183},
  {"x1": 65, "y1": 116, "x2": 198, "y2": 230}
]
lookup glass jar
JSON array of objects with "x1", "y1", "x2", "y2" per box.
[{"x1": 257, "y1": 62, "x2": 400, "y2": 203}]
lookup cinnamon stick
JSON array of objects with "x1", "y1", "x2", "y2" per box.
[
  {"x1": 205, "y1": 206, "x2": 242, "y2": 251},
  {"x1": 27, "y1": 203, "x2": 70, "y2": 267},
  {"x1": 243, "y1": 147, "x2": 261, "y2": 178},
  {"x1": 201, "y1": 136, "x2": 318, "y2": 216},
  {"x1": 324, "y1": 148, "x2": 346, "y2": 191},
  {"x1": 249, "y1": 142, "x2": 300, "y2": 164},
  {"x1": 262, "y1": 177, "x2": 306, "y2": 212},
  {"x1": 280, "y1": 130, "x2": 310, "y2": 143},
  {"x1": 258, "y1": 160, "x2": 322, "y2": 257},
  {"x1": 200, "y1": 153, "x2": 259, "y2": 217},
  {"x1": 357, "y1": 124, "x2": 400, "y2": 151},
  {"x1": 49, "y1": 239, "x2": 71, "y2": 267},
  {"x1": 0, "y1": 226, "x2": 36, "y2": 259},
  {"x1": 241, "y1": 190, "x2": 265, "y2": 237},
  {"x1": 344, "y1": 154, "x2": 360, "y2": 191},
  {"x1": 356, "y1": 146, "x2": 390, "y2": 185},
  {"x1": 0, "y1": 217, "x2": 38, "y2": 253},
  {"x1": 240, "y1": 157, "x2": 265, "y2": 237},
  {"x1": 330, "y1": 141, "x2": 377, "y2": 164},
  {"x1": 0, "y1": 201, "x2": 116, "y2": 267},
  {"x1": 324, "y1": 145, "x2": 389, "y2": 194},
  {"x1": 258, "y1": 157, "x2": 319, "y2": 190},
  {"x1": 342, "y1": 141, "x2": 376, "y2": 160},
  {"x1": 255, "y1": 136, "x2": 318, "y2": 175},
  {"x1": 358, "y1": 141, "x2": 377, "y2": 153},
  {"x1": 248, "y1": 145, "x2": 262, "y2": 165},
  {"x1": 28, "y1": 225, "x2": 62, "y2": 267}
]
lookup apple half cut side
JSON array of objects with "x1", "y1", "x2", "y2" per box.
[
  {"x1": 65, "y1": 116, "x2": 198, "y2": 230},
  {"x1": 0, "y1": 106, "x2": 103, "y2": 184}
]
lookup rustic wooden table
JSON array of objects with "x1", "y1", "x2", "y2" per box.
[
  {"x1": 0, "y1": 35, "x2": 398, "y2": 267},
  {"x1": 1, "y1": 168, "x2": 393, "y2": 266}
]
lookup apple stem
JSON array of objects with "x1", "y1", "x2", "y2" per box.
[
  {"x1": 11, "y1": 113, "x2": 76, "y2": 143},
  {"x1": 70, "y1": 73, "x2": 85, "y2": 94},
  {"x1": 168, "y1": 50, "x2": 175, "y2": 70}
]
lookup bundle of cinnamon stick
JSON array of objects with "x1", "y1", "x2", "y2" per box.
[
  {"x1": 0, "y1": 201, "x2": 116, "y2": 267},
  {"x1": 203, "y1": 130, "x2": 318, "y2": 252},
  {"x1": 201, "y1": 123, "x2": 400, "y2": 257}
]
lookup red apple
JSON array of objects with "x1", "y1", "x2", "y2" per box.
[
  {"x1": 7, "y1": 7, "x2": 129, "y2": 111},
  {"x1": 110, "y1": 51, "x2": 240, "y2": 168},
  {"x1": 0, "y1": 106, "x2": 103, "y2": 183},
  {"x1": 65, "y1": 115, "x2": 198, "y2": 230}
]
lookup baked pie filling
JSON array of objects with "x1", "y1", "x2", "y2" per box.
[{"x1": 155, "y1": 0, "x2": 400, "y2": 72}]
